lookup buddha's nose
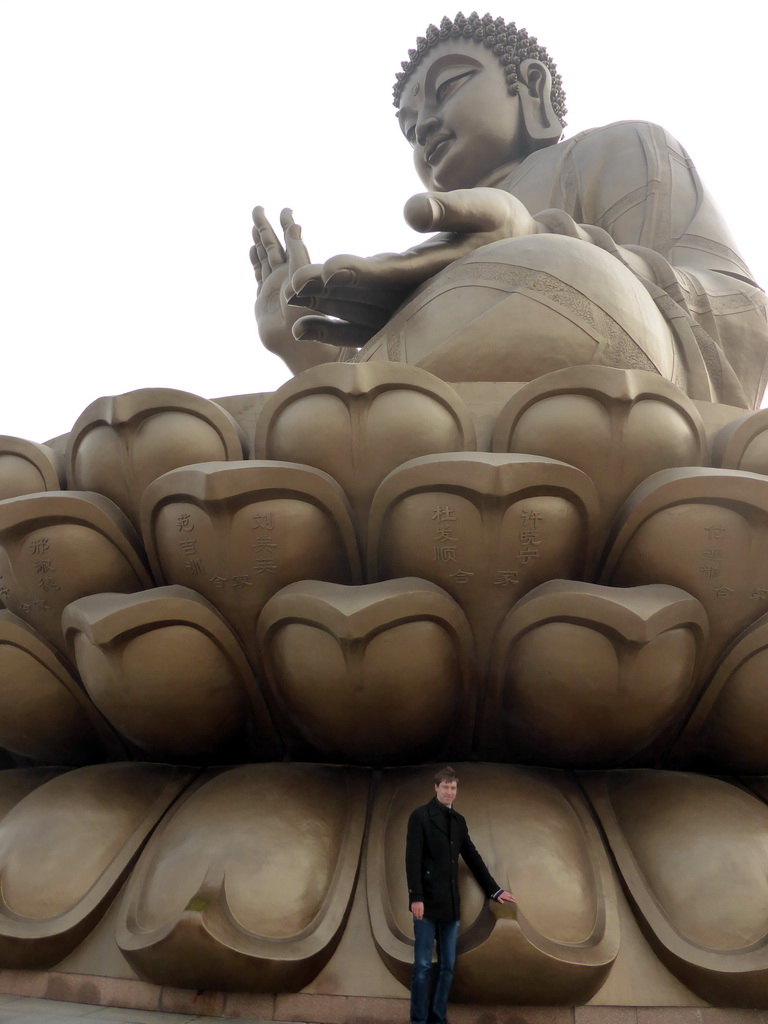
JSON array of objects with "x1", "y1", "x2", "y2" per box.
[{"x1": 416, "y1": 114, "x2": 440, "y2": 147}]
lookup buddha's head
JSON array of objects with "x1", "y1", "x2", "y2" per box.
[{"x1": 394, "y1": 12, "x2": 566, "y2": 191}]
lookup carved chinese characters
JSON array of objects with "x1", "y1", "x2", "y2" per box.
[
  {"x1": 492, "y1": 367, "x2": 708, "y2": 541},
  {"x1": 368, "y1": 453, "x2": 598, "y2": 666},
  {"x1": 3, "y1": 362, "x2": 768, "y2": 1009},
  {"x1": 255, "y1": 363, "x2": 476, "y2": 530},
  {"x1": 141, "y1": 462, "x2": 362, "y2": 664},
  {"x1": 67, "y1": 388, "x2": 245, "y2": 530},
  {"x1": 603, "y1": 469, "x2": 768, "y2": 671},
  {"x1": 0, "y1": 492, "x2": 151, "y2": 655}
]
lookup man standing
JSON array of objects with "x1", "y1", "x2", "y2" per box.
[{"x1": 405, "y1": 766, "x2": 516, "y2": 1024}]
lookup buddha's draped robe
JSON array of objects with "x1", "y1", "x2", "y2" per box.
[{"x1": 355, "y1": 122, "x2": 768, "y2": 409}]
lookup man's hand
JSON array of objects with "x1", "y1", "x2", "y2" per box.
[
  {"x1": 495, "y1": 890, "x2": 516, "y2": 904},
  {"x1": 288, "y1": 187, "x2": 543, "y2": 348},
  {"x1": 411, "y1": 901, "x2": 425, "y2": 920}
]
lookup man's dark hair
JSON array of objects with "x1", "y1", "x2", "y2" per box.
[{"x1": 434, "y1": 766, "x2": 459, "y2": 785}]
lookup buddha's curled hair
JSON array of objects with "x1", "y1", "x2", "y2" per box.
[{"x1": 393, "y1": 11, "x2": 567, "y2": 128}]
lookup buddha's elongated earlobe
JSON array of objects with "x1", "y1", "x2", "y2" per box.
[{"x1": 519, "y1": 58, "x2": 563, "y2": 148}]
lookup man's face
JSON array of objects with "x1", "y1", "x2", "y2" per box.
[
  {"x1": 435, "y1": 779, "x2": 458, "y2": 806},
  {"x1": 396, "y1": 37, "x2": 525, "y2": 191}
]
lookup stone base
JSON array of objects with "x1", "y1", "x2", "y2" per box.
[{"x1": 0, "y1": 971, "x2": 765, "y2": 1024}]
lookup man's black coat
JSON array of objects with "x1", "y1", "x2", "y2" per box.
[{"x1": 405, "y1": 796, "x2": 500, "y2": 923}]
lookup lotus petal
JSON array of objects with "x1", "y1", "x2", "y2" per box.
[
  {"x1": 140, "y1": 462, "x2": 361, "y2": 665},
  {"x1": 367, "y1": 763, "x2": 618, "y2": 1004},
  {"x1": 583, "y1": 769, "x2": 768, "y2": 1006},
  {"x1": 672, "y1": 611, "x2": 768, "y2": 773},
  {"x1": 116, "y1": 763, "x2": 368, "y2": 991},
  {"x1": 0, "y1": 609, "x2": 123, "y2": 763},
  {"x1": 67, "y1": 388, "x2": 245, "y2": 530},
  {"x1": 62, "y1": 586, "x2": 279, "y2": 761},
  {"x1": 0, "y1": 767, "x2": 71, "y2": 816},
  {"x1": 368, "y1": 453, "x2": 598, "y2": 668},
  {"x1": 712, "y1": 407, "x2": 768, "y2": 475},
  {"x1": 254, "y1": 363, "x2": 476, "y2": 532},
  {"x1": 0, "y1": 436, "x2": 64, "y2": 501},
  {"x1": 257, "y1": 578, "x2": 473, "y2": 763},
  {"x1": 0, "y1": 763, "x2": 194, "y2": 969},
  {"x1": 482, "y1": 581, "x2": 708, "y2": 766},
  {"x1": 492, "y1": 366, "x2": 707, "y2": 542},
  {"x1": 602, "y1": 468, "x2": 768, "y2": 671},
  {"x1": 0, "y1": 491, "x2": 151, "y2": 655}
]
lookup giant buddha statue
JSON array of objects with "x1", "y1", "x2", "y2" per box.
[
  {"x1": 253, "y1": 12, "x2": 768, "y2": 409},
  {"x1": 4, "y1": 11, "x2": 768, "y2": 1021}
]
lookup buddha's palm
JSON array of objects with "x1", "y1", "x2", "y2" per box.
[
  {"x1": 288, "y1": 188, "x2": 543, "y2": 349},
  {"x1": 251, "y1": 207, "x2": 339, "y2": 374}
]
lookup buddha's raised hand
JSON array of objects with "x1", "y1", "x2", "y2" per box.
[{"x1": 251, "y1": 207, "x2": 339, "y2": 374}]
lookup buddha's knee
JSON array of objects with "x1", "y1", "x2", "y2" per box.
[{"x1": 361, "y1": 234, "x2": 676, "y2": 384}]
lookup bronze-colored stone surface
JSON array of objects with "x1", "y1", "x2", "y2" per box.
[
  {"x1": 0, "y1": 610, "x2": 122, "y2": 764},
  {"x1": 140, "y1": 461, "x2": 362, "y2": 665},
  {"x1": 368, "y1": 764, "x2": 618, "y2": 1005},
  {"x1": 62, "y1": 586, "x2": 279, "y2": 761},
  {"x1": 67, "y1": 389, "x2": 246, "y2": 531},
  {"x1": 481, "y1": 581, "x2": 708, "y2": 766},
  {"x1": 0, "y1": 436, "x2": 64, "y2": 501},
  {"x1": 0, "y1": 491, "x2": 151, "y2": 655},
  {"x1": 116, "y1": 763, "x2": 368, "y2": 992},
  {"x1": 491, "y1": 367, "x2": 708, "y2": 543},
  {"x1": 712, "y1": 408, "x2": 768, "y2": 476},
  {"x1": 0, "y1": 763, "x2": 194, "y2": 969},
  {"x1": 254, "y1": 363, "x2": 476, "y2": 534},
  {"x1": 0, "y1": 767, "x2": 69, "y2": 817},
  {"x1": 368, "y1": 452, "x2": 599, "y2": 668},
  {"x1": 671, "y1": 612, "x2": 768, "y2": 773},
  {"x1": 4, "y1": 10, "x2": 768, "y2": 1010},
  {"x1": 257, "y1": 578, "x2": 473, "y2": 764},
  {"x1": 601, "y1": 468, "x2": 768, "y2": 672},
  {"x1": 583, "y1": 770, "x2": 768, "y2": 1007},
  {"x1": 355, "y1": 234, "x2": 682, "y2": 386}
]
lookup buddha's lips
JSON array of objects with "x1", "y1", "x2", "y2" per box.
[{"x1": 425, "y1": 134, "x2": 452, "y2": 166}]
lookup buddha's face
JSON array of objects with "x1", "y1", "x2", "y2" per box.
[{"x1": 397, "y1": 37, "x2": 526, "y2": 191}]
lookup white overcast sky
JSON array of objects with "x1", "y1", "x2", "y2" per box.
[{"x1": 1, "y1": 0, "x2": 766, "y2": 443}]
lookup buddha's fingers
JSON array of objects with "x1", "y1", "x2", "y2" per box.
[
  {"x1": 287, "y1": 262, "x2": 326, "y2": 301},
  {"x1": 302, "y1": 250, "x2": 443, "y2": 291},
  {"x1": 405, "y1": 187, "x2": 539, "y2": 236},
  {"x1": 249, "y1": 245, "x2": 262, "y2": 286},
  {"x1": 292, "y1": 316, "x2": 372, "y2": 348},
  {"x1": 252, "y1": 206, "x2": 286, "y2": 271},
  {"x1": 252, "y1": 239, "x2": 274, "y2": 290},
  {"x1": 287, "y1": 292, "x2": 393, "y2": 331},
  {"x1": 280, "y1": 210, "x2": 312, "y2": 274},
  {"x1": 315, "y1": 247, "x2": 460, "y2": 290}
]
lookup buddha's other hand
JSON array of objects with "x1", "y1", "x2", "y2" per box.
[
  {"x1": 251, "y1": 208, "x2": 340, "y2": 374},
  {"x1": 288, "y1": 188, "x2": 543, "y2": 349}
]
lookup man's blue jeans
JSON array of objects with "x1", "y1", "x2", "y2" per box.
[{"x1": 410, "y1": 916, "x2": 459, "y2": 1024}]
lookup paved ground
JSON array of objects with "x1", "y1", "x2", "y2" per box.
[{"x1": 0, "y1": 994, "x2": 283, "y2": 1024}]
